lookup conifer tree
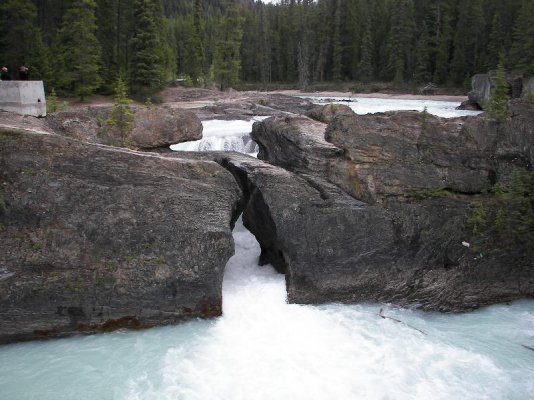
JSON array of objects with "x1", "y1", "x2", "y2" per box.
[
  {"x1": 414, "y1": 22, "x2": 431, "y2": 83},
  {"x1": 386, "y1": 0, "x2": 415, "y2": 83},
  {"x1": 486, "y1": 12, "x2": 504, "y2": 70},
  {"x1": 451, "y1": 0, "x2": 485, "y2": 85},
  {"x1": 213, "y1": 1, "x2": 244, "y2": 90},
  {"x1": 130, "y1": 0, "x2": 161, "y2": 94},
  {"x1": 57, "y1": 0, "x2": 102, "y2": 101},
  {"x1": 510, "y1": 0, "x2": 534, "y2": 74},
  {"x1": 432, "y1": 1, "x2": 453, "y2": 84},
  {"x1": 108, "y1": 76, "x2": 134, "y2": 145},
  {"x1": 331, "y1": 0, "x2": 343, "y2": 81},
  {"x1": 358, "y1": 22, "x2": 374, "y2": 82},
  {"x1": 0, "y1": 0, "x2": 50, "y2": 82},
  {"x1": 487, "y1": 56, "x2": 511, "y2": 122},
  {"x1": 184, "y1": 19, "x2": 203, "y2": 84}
]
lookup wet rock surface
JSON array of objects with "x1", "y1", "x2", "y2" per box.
[{"x1": 0, "y1": 128, "x2": 241, "y2": 344}]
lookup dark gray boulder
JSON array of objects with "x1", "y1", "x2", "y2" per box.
[
  {"x1": 0, "y1": 128, "x2": 241, "y2": 344},
  {"x1": 468, "y1": 74, "x2": 492, "y2": 109}
]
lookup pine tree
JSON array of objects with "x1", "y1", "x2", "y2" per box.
[
  {"x1": 57, "y1": 0, "x2": 102, "y2": 101},
  {"x1": 213, "y1": 1, "x2": 244, "y2": 90},
  {"x1": 331, "y1": 0, "x2": 343, "y2": 81},
  {"x1": 451, "y1": 0, "x2": 485, "y2": 85},
  {"x1": 130, "y1": 0, "x2": 161, "y2": 94},
  {"x1": 414, "y1": 22, "x2": 431, "y2": 83},
  {"x1": 431, "y1": 0, "x2": 453, "y2": 84},
  {"x1": 358, "y1": 22, "x2": 374, "y2": 82},
  {"x1": 510, "y1": 0, "x2": 534, "y2": 73},
  {"x1": 0, "y1": 0, "x2": 50, "y2": 82},
  {"x1": 108, "y1": 76, "x2": 134, "y2": 145},
  {"x1": 386, "y1": 0, "x2": 415, "y2": 83},
  {"x1": 184, "y1": 18, "x2": 203, "y2": 84},
  {"x1": 486, "y1": 12, "x2": 504, "y2": 70},
  {"x1": 487, "y1": 56, "x2": 511, "y2": 122}
]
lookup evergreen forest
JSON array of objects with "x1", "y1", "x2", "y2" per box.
[{"x1": 1, "y1": 0, "x2": 533, "y2": 99}]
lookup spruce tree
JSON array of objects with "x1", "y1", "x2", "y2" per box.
[
  {"x1": 331, "y1": 0, "x2": 343, "y2": 81},
  {"x1": 107, "y1": 76, "x2": 134, "y2": 145},
  {"x1": 185, "y1": 17, "x2": 204, "y2": 84},
  {"x1": 486, "y1": 12, "x2": 505, "y2": 70},
  {"x1": 358, "y1": 22, "x2": 374, "y2": 82},
  {"x1": 431, "y1": 1, "x2": 453, "y2": 84},
  {"x1": 451, "y1": 0, "x2": 485, "y2": 85},
  {"x1": 414, "y1": 22, "x2": 431, "y2": 83},
  {"x1": 213, "y1": 1, "x2": 244, "y2": 90},
  {"x1": 386, "y1": 0, "x2": 415, "y2": 83},
  {"x1": 57, "y1": 0, "x2": 102, "y2": 101},
  {"x1": 130, "y1": 0, "x2": 161, "y2": 94},
  {"x1": 510, "y1": 0, "x2": 534, "y2": 74},
  {"x1": 0, "y1": 0, "x2": 50, "y2": 82},
  {"x1": 487, "y1": 56, "x2": 511, "y2": 122}
]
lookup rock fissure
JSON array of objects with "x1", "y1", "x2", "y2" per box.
[{"x1": 215, "y1": 102, "x2": 533, "y2": 312}]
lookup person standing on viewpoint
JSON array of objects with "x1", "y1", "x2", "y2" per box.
[
  {"x1": 18, "y1": 66, "x2": 29, "y2": 80},
  {"x1": 1, "y1": 67, "x2": 12, "y2": 81}
]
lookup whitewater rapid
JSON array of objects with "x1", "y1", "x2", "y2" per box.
[
  {"x1": 303, "y1": 96, "x2": 483, "y2": 118},
  {"x1": 170, "y1": 118, "x2": 268, "y2": 155}
]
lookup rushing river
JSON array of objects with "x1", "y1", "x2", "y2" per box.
[
  {"x1": 1, "y1": 99, "x2": 532, "y2": 400},
  {"x1": 302, "y1": 96, "x2": 483, "y2": 118}
]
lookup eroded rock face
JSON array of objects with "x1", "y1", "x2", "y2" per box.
[
  {"x1": 46, "y1": 105, "x2": 202, "y2": 149},
  {"x1": 0, "y1": 129, "x2": 241, "y2": 344},
  {"x1": 253, "y1": 107, "x2": 533, "y2": 204},
  {"x1": 243, "y1": 106, "x2": 534, "y2": 311},
  {"x1": 468, "y1": 74, "x2": 492, "y2": 109},
  {"x1": 218, "y1": 154, "x2": 532, "y2": 312}
]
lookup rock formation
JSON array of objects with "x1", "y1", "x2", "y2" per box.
[
  {"x1": 46, "y1": 104, "x2": 202, "y2": 150},
  {"x1": 0, "y1": 128, "x2": 241, "y2": 344},
  {"x1": 465, "y1": 72, "x2": 534, "y2": 110},
  {"x1": 241, "y1": 103, "x2": 534, "y2": 311}
]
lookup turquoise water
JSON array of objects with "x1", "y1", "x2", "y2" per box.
[{"x1": 1, "y1": 222, "x2": 533, "y2": 400}]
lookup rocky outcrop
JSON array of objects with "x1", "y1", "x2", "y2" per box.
[
  {"x1": 468, "y1": 74, "x2": 492, "y2": 109},
  {"x1": 306, "y1": 103, "x2": 354, "y2": 124},
  {"x1": 46, "y1": 105, "x2": 202, "y2": 149},
  {"x1": 197, "y1": 93, "x2": 316, "y2": 120},
  {"x1": 244, "y1": 106, "x2": 533, "y2": 311},
  {"x1": 0, "y1": 128, "x2": 241, "y2": 344},
  {"x1": 253, "y1": 105, "x2": 534, "y2": 204},
  {"x1": 467, "y1": 72, "x2": 534, "y2": 109},
  {"x1": 217, "y1": 153, "x2": 532, "y2": 312}
]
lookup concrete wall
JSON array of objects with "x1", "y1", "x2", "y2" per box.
[{"x1": 0, "y1": 81, "x2": 46, "y2": 117}]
